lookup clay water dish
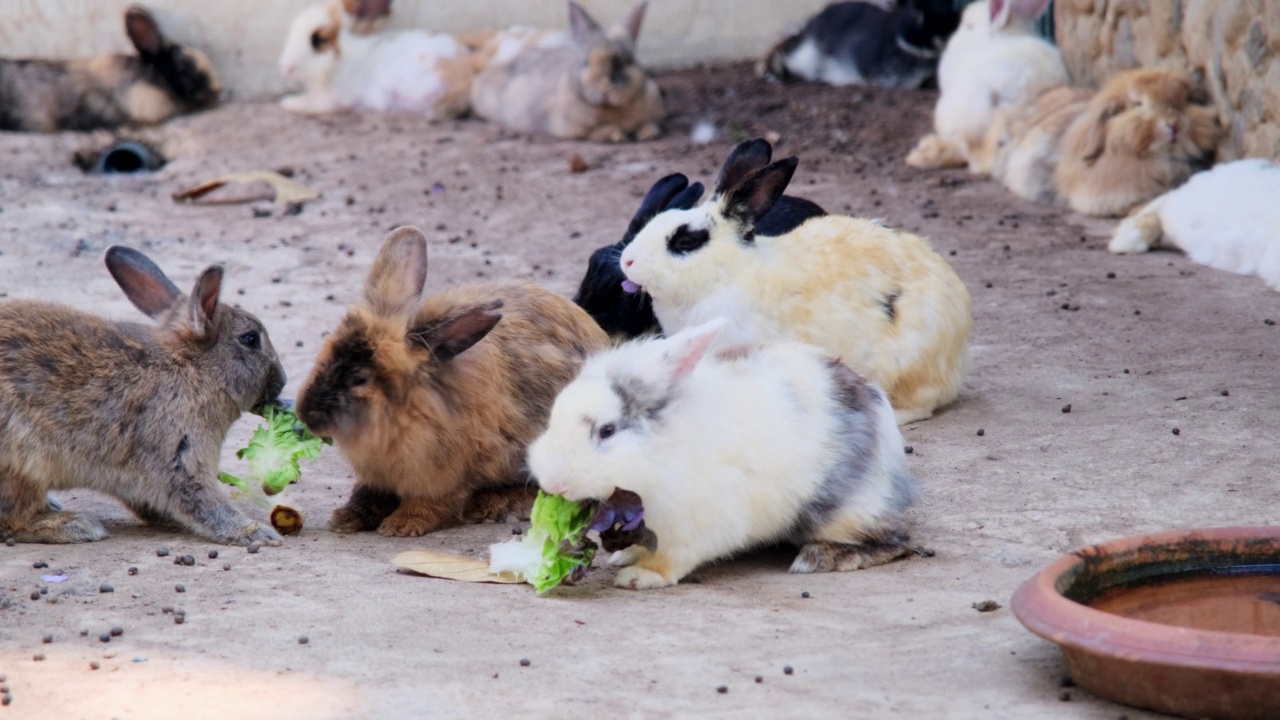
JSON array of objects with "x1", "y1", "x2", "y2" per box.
[{"x1": 1011, "y1": 526, "x2": 1280, "y2": 720}]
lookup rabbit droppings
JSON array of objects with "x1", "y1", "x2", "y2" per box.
[
  {"x1": 0, "y1": 248, "x2": 285, "y2": 545},
  {"x1": 278, "y1": 0, "x2": 476, "y2": 117},
  {"x1": 0, "y1": 5, "x2": 221, "y2": 132},
  {"x1": 295, "y1": 227, "x2": 609, "y2": 537},
  {"x1": 528, "y1": 319, "x2": 917, "y2": 590},
  {"x1": 573, "y1": 172, "x2": 825, "y2": 340},
  {"x1": 905, "y1": 0, "x2": 1066, "y2": 173},
  {"x1": 620, "y1": 139, "x2": 972, "y2": 425},
  {"x1": 470, "y1": 1, "x2": 663, "y2": 142}
]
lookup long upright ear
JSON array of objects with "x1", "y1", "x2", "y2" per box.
[
  {"x1": 104, "y1": 246, "x2": 182, "y2": 318},
  {"x1": 668, "y1": 181, "x2": 705, "y2": 211},
  {"x1": 989, "y1": 0, "x2": 1011, "y2": 29},
  {"x1": 364, "y1": 226, "x2": 428, "y2": 316},
  {"x1": 622, "y1": 0, "x2": 648, "y2": 44},
  {"x1": 993, "y1": 0, "x2": 1051, "y2": 29},
  {"x1": 124, "y1": 6, "x2": 165, "y2": 57},
  {"x1": 722, "y1": 157, "x2": 799, "y2": 228},
  {"x1": 409, "y1": 300, "x2": 504, "y2": 362},
  {"x1": 187, "y1": 265, "x2": 224, "y2": 339},
  {"x1": 621, "y1": 174, "x2": 692, "y2": 247},
  {"x1": 714, "y1": 139, "x2": 774, "y2": 197},
  {"x1": 568, "y1": 2, "x2": 605, "y2": 45},
  {"x1": 661, "y1": 318, "x2": 724, "y2": 386}
]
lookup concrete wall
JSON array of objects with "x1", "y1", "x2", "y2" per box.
[
  {"x1": 0, "y1": 0, "x2": 831, "y2": 100},
  {"x1": 1054, "y1": 0, "x2": 1280, "y2": 161}
]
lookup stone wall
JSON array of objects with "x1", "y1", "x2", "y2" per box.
[{"x1": 1054, "y1": 0, "x2": 1280, "y2": 161}]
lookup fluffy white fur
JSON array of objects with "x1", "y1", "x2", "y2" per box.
[
  {"x1": 906, "y1": 0, "x2": 1067, "y2": 172},
  {"x1": 278, "y1": 4, "x2": 472, "y2": 117},
  {"x1": 1109, "y1": 159, "x2": 1280, "y2": 290},
  {"x1": 527, "y1": 320, "x2": 914, "y2": 589},
  {"x1": 619, "y1": 193, "x2": 971, "y2": 425}
]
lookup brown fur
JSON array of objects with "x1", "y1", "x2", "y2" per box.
[
  {"x1": 0, "y1": 248, "x2": 285, "y2": 545},
  {"x1": 986, "y1": 86, "x2": 1091, "y2": 203},
  {"x1": 1054, "y1": 68, "x2": 1221, "y2": 217},
  {"x1": 469, "y1": 2, "x2": 663, "y2": 142},
  {"x1": 296, "y1": 227, "x2": 608, "y2": 537},
  {"x1": 0, "y1": 6, "x2": 220, "y2": 132}
]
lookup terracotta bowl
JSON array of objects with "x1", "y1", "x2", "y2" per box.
[{"x1": 1011, "y1": 526, "x2": 1280, "y2": 720}]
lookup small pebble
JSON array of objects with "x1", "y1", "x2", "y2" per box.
[
  {"x1": 32, "y1": 561, "x2": 47, "y2": 569},
  {"x1": 716, "y1": 686, "x2": 728, "y2": 694},
  {"x1": 519, "y1": 659, "x2": 531, "y2": 667},
  {"x1": 976, "y1": 428, "x2": 985, "y2": 437},
  {"x1": 1, "y1": 694, "x2": 9, "y2": 706},
  {"x1": 39, "y1": 586, "x2": 47, "y2": 595},
  {"x1": 1106, "y1": 272, "x2": 1115, "y2": 279},
  {"x1": 33, "y1": 654, "x2": 45, "y2": 661},
  {"x1": 90, "y1": 661, "x2": 100, "y2": 670},
  {"x1": 1061, "y1": 404, "x2": 1071, "y2": 413},
  {"x1": 754, "y1": 676, "x2": 763, "y2": 684},
  {"x1": 511, "y1": 527, "x2": 522, "y2": 535},
  {"x1": 127, "y1": 567, "x2": 138, "y2": 576},
  {"x1": 156, "y1": 547, "x2": 169, "y2": 557},
  {"x1": 174, "y1": 615, "x2": 185, "y2": 625},
  {"x1": 99, "y1": 633, "x2": 111, "y2": 643},
  {"x1": 1059, "y1": 691, "x2": 1072, "y2": 702},
  {"x1": 1172, "y1": 428, "x2": 1181, "y2": 436},
  {"x1": 79, "y1": 630, "x2": 88, "y2": 636},
  {"x1": 1266, "y1": 319, "x2": 1276, "y2": 326},
  {"x1": 208, "y1": 550, "x2": 218, "y2": 559},
  {"x1": 110, "y1": 626, "x2": 123, "y2": 637},
  {"x1": 801, "y1": 591, "x2": 810, "y2": 599},
  {"x1": 161, "y1": 606, "x2": 174, "y2": 614},
  {"x1": 5, "y1": 538, "x2": 14, "y2": 546},
  {"x1": 904, "y1": 445, "x2": 914, "y2": 455},
  {"x1": 972, "y1": 600, "x2": 1001, "y2": 612},
  {"x1": 298, "y1": 636, "x2": 309, "y2": 645},
  {"x1": 783, "y1": 666, "x2": 794, "y2": 675},
  {"x1": 175, "y1": 584, "x2": 186, "y2": 593},
  {"x1": 99, "y1": 584, "x2": 114, "y2": 594},
  {"x1": 42, "y1": 633, "x2": 52, "y2": 644},
  {"x1": 1221, "y1": 389, "x2": 1230, "y2": 397},
  {"x1": 247, "y1": 543, "x2": 261, "y2": 554},
  {"x1": 223, "y1": 563, "x2": 232, "y2": 571}
]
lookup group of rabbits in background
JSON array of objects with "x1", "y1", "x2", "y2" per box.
[{"x1": 1, "y1": 0, "x2": 1278, "y2": 588}]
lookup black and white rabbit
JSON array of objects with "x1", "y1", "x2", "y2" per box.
[
  {"x1": 760, "y1": 0, "x2": 960, "y2": 89},
  {"x1": 573, "y1": 173, "x2": 826, "y2": 339}
]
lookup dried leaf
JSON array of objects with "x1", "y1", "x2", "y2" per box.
[
  {"x1": 391, "y1": 550, "x2": 524, "y2": 584},
  {"x1": 172, "y1": 171, "x2": 321, "y2": 208}
]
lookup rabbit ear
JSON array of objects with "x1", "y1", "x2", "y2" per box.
[
  {"x1": 714, "y1": 139, "x2": 774, "y2": 197},
  {"x1": 991, "y1": 0, "x2": 1051, "y2": 29},
  {"x1": 104, "y1": 246, "x2": 182, "y2": 318},
  {"x1": 661, "y1": 318, "x2": 724, "y2": 385},
  {"x1": 124, "y1": 6, "x2": 166, "y2": 57},
  {"x1": 1079, "y1": 100, "x2": 1125, "y2": 165},
  {"x1": 187, "y1": 265, "x2": 224, "y2": 338},
  {"x1": 364, "y1": 226, "x2": 428, "y2": 316},
  {"x1": 343, "y1": 0, "x2": 392, "y2": 21},
  {"x1": 722, "y1": 157, "x2": 799, "y2": 229},
  {"x1": 622, "y1": 1, "x2": 648, "y2": 44},
  {"x1": 621, "y1": 174, "x2": 692, "y2": 246},
  {"x1": 568, "y1": 2, "x2": 606, "y2": 44},
  {"x1": 669, "y1": 181, "x2": 705, "y2": 211},
  {"x1": 409, "y1": 300, "x2": 504, "y2": 362}
]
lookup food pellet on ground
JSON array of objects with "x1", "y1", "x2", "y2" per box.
[
  {"x1": 299, "y1": 636, "x2": 309, "y2": 645},
  {"x1": 716, "y1": 686, "x2": 728, "y2": 694},
  {"x1": 175, "y1": 584, "x2": 186, "y2": 593},
  {"x1": 99, "y1": 584, "x2": 113, "y2": 593},
  {"x1": 42, "y1": 634, "x2": 52, "y2": 643},
  {"x1": 208, "y1": 550, "x2": 218, "y2": 559},
  {"x1": 110, "y1": 626, "x2": 123, "y2": 637},
  {"x1": 519, "y1": 659, "x2": 530, "y2": 667},
  {"x1": 99, "y1": 633, "x2": 110, "y2": 643},
  {"x1": 156, "y1": 547, "x2": 169, "y2": 557},
  {"x1": 783, "y1": 666, "x2": 794, "y2": 675}
]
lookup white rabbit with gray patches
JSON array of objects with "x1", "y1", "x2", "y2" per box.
[{"x1": 527, "y1": 319, "x2": 917, "y2": 590}]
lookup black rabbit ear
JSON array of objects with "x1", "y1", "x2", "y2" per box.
[
  {"x1": 714, "y1": 139, "x2": 774, "y2": 198},
  {"x1": 621, "y1": 174, "x2": 690, "y2": 245},
  {"x1": 187, "y1": 265, "x2": 223, "y2": 338},
  {"x1": 124, "y1": 6, "x2": 165, "y2": 57},
  {"x1": 568, "y1": 2, "x2": 605, "y2": 44},
  {"x1": 668, "y1": 182, "x2": 705, "y2": 211},
  {"x1": 409, "y1": 300, "x2": 504, "y2": 362},
  {"x1": 722, "y1": 157, "x2": 799, "y2": 229},
  {"x1": 105, "y1": 246, "x2": 182, "y2": 318}
]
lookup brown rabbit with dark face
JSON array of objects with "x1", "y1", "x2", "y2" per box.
[
  {"x1": 0, "y1": 5, "x2": 221, "y2": 132},
  {"x1": 295, "y1": 227, "x2": 610, "y2": 537},
  {"x1": 0, "y1": 248, "x2": 286, "y2": 545}
]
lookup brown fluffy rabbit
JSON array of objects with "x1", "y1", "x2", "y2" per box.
[
  {"x1": 470, "y1": 1, "x2": 663, "y2": 142},
  {"x1": 0, "y1": 248, "x2": 286, "y2": 545},
  {"x1": 1054, "y1": 68, "x2": 1220, "y2": 217},
  {"x1": 986, "y1": 86, "x2": 1092, "y2": 204},
  {"x1": 0, "y1": 6, "x2": 221, "y2": 132},
  {"x1": 295, "y1": 227, "x2": 609, "y2": 537}
]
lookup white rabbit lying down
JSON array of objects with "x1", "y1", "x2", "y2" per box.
[
  {"x1": 527, "y1": 319, "x2": 917, "y2": 590},
  {"x1": 1110, "y1": 159, "x2": 1280, "y2": 291}
]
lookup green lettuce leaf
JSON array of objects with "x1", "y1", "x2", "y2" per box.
[
  {"x1": 489, "y1": 491, "x2": 596, "y2": 594},
  {"x1": 220, "y1": 405, "x2": 330, "y2": 496}
]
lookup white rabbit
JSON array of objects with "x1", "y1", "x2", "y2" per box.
[
  {"x1": 1109, "y1": 159, "x2": 1280, "y2": 290},
  {"x1": 905, "y1": 0, "x2": 1067, "y2": 173},
  {"x1": 619, "y1": 139, "x2": 972, "y2": 425},
  {"x1": 277, "y1": 1, "x2": 475, "y2": 118},
  {"x1": 527, "y1": 319, "x2": 918, "y2": 590}
]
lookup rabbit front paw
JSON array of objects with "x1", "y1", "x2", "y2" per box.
[
  {"x1": 230, "y1": 522, "x2": 282, "y2": 547},
  {"x1": 376, "y1": 497, "x2": 454, "y2": 537},
  {"x1": 11, "y1": 511, "x2": 110, "y2": 544},
  {"x1": 615, "y1": 565, "x2": 674, "y2": 590},
  {"x1": 607, "y1": 546, "x2": 646, "y2": 567}
]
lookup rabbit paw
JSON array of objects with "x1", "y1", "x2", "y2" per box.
[
  {"x1": 634, "y1": 123, "x2": 661, "y2": 142},
  {"x1": 905, "y1": 134, "x2": 967, "y2": 170},
  {"x1": 376, "y1": 498, "x2": 452, "y2": 537},
  {"x1": 790, "y1": 538, "x2": 911, "y2": 573},
  {"x1": 9, "y1": 511, "x2": 109, "y2": 544},
  {"x1": 230, "y1": 522, "x2": 282, "y2": 547},
  {"x1": 615, "y1": 565, "x2": 674, "y2": 590},
  {"x1": 1109, "y1": 213, "x2": 1161, "y2": 254},
  {"x1": 608, "y1": 546, "x2": 646, "y2": 567},
  {"x1": 587, "y1": 125, "x2": 629, "y2": 143}
]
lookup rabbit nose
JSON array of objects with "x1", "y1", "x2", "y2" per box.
[{"x1": 623, "y1": 259, "x2": 634, "y2": 268}]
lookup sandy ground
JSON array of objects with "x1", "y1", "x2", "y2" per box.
[{"x1": 0, "y1": 64, "x2": 1277, "y2": 719}]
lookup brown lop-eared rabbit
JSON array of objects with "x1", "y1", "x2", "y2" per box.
[
  {"x1": 296, "y1": 227, "x2": 610, "y2": 537},
  {"x1": 0, "y1": 5, "x2": 221, "y2": 132},
  {"x1": 0, "y1": 248, "x2": 285, "y2": 545}
]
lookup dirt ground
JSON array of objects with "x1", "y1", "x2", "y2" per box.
[{"x1": 1, "y1": 63, "x2": 1277, "y2": 719}]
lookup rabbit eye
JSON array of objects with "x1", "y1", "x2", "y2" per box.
[
  {"x1": 350, "y1": 375, "x2": 368, "y2": 388},
  {"x1": 310, "y1": 30, "x2": 325, "y2": 50},
  {"x1": 238, "y1": 330, "x2": 260, "y2": 350},
  {"x1": 597, "y1": 423, "x2": 616, "y2": 441}
]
